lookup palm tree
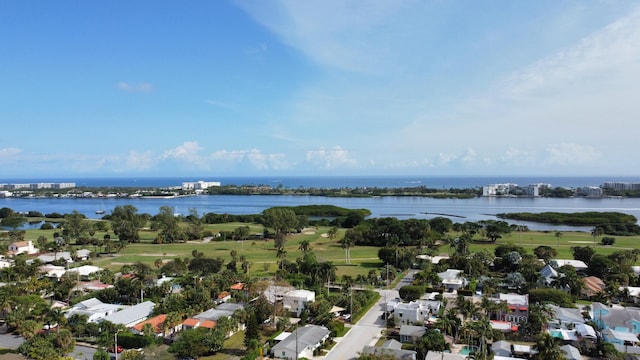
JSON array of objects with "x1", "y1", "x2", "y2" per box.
[
  {"x1": 591, "y1": 226, "x2": 604, "y2": 244},
  {"x1": 340, "y1": 236, "x2": 354, "y2": 264},
  {"x1": 298, "y1": 240, "x2": 311, "y2": 253},
  {"x1": 163, "y1": 311, "x2": 183, "y2": 337},
  {"x1": 319, "y1": 261, "x2": 336, "y2": 296},
  {"x1": 555, "y1": 231, "x2": 563, "y2": 246},
  {"x1": 533, "y1": 332, "x2": 564, "y2": 360},
  {"x1": 456, "y1": 294, "x2": 479, "y2": 321},
  {"x1": 327, "y1": 227, "x2": 338, "y2": 242}
]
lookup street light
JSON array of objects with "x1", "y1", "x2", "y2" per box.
[{"x1": 114, "y1": 329, "x2": 121, "y2": 360}]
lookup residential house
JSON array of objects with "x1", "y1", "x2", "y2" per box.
[
  {"x1": 182, "y1": 303, "x2": 246, "y2": 336},
  {"x1": 560, "y1": 345, "x2": 583, "y2": 360},
  {"x1": 282, "y1": 289, "x2": 315, "y2": 316},
  {"x1": 391, "y1": 300, "x2": 440, "y2": 326},
  {"x1": 490, "y1": 320, "x2": 519, "y2": 333},
  {"x1": 102, "y1": 301, "x2": 155, "y2": 327},
  {"x1": 40, "y1": 264, "x2": 67, "y2": 279},
  {"x1": 511, "y1": 344, "x2": 537, "y2": 357},
  {"x1": 539, "y1": 264, "x2": 559, "y2": 286},
  {"x1": 67, "y1": 265, "x2": 102, "y2": 281},
  {"x1": 182, "y1": 318, "x2": 216, "y2": 330},
  {"x1": 75, "y1": 249, "x2": 91, "y2": 261},
  {"x1": 399, "y1": 325, "x2": 426, "y2": 343},
  {"x1": 582, "y1": 277, "x2": 605, "y2": 298},
  {"x1": 495, "y1": 293, "x2": 529, "y2": 324},
  {"x1": 491, "y1": 340, "x2": 512, "y2": 357},
  {"x1": 0, "y1": 256, "x2": 12, "y2": 269},
  {"x1": 425, "y1": 351, "x2": 466, "y2": 360},
  {"x1": 131, "y1": 314, "x2": 181, "y2": 337},
  {"x1": 601, "y1": 328, "x2": 640, "y2": 351},
  {"x1": 64, "y1": 298, "x2": 123, "y2": 323},
  {"x1": 437, "y1": 269, "x2": 466, "y2": 292},
  {"x1": 551, "y1": 259, "x2": 588, "y2": 272},
  {"x1": 271, "y1": 325, "x2": 330, "y2": 360},
  {"x1": 36, "y1": 251, "x2": 73, "y2": 264},
  {"x1": 361, "y1": 339, "x2": 417, "y2": 360},
  {"x1": 8, "y1": 240, "x2": 38, "y2": 256},
  {"x1": 592, "y1": 302, "x2": 640, "y2": 334},
  {"x1": 547, "y1": 305, "x2": 586, "y2": 329},
  {"x1": 217, "y1": 291, "x2": 231, "y2": 304}
]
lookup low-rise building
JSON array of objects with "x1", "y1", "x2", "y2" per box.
[
  {"x1": 495, "y1": 293, "x2": 529, "y2": 324},
  {"x1": 8, "y1": 241, "x2": 38, "y2": 256},
  {"x1": 65, "y1": 298, "x2": 123, "y2": 323},
  {"x1": 437, "y1": 269, "x2": 466, "y2": 292},
  {"x1": 102, "y1": 301, "x2": 155, "y2": 327},
  {"x1": 399, "y1": 325, "x2": 426, "y2": 343},
  {"x1": 362, "y1": 339, "x2": 417, "y2": 360},
  {"x1": 271, "y1": 325, "x2": 330, "y2": 360}
]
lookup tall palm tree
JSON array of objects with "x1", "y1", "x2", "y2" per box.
[
  {"x1": 340, "y1": 237, "x2": 354, "y2": 264},
  {"x1": 591, "y1": 226, "x2": 604, "y2": 244},
  {"x1": 533, "y1": 332, "x2": 564, "y2": 360}
]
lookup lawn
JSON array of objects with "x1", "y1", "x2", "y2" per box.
[{"x1": 12, "y1": 222, "x2": 640, "y2": 281}]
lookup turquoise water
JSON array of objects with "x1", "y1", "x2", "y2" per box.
[{"x1": 460, "y1": 346, "x2": 477, "y2": 355}]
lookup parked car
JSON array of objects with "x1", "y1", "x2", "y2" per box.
[{"x1": 109, "y1": 345, "x2": 123, "y2": 353}]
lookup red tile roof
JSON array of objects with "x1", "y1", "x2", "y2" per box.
[
  {"x1": 230, "y1": 282, "x2": 244, "y2": 290},
  {"x1": 133, "y1": 314, "x2": 167, "y2": 333},
  {"x1": 182, "y1": 318, "x2": 199, "y2": 327},
  {"x1": 200, "y1": 320, "x2": 216, "y2": 329},
  {"x1": 218, "y1": 291, "x2": 231, "y2": 299}
]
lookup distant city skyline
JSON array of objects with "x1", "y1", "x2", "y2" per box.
[{"x1": 2, "y1": 1, "x2": 640, "y2": 177}]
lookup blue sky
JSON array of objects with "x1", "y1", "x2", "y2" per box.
[{"x1": 2, "y1": 1, "x2": 640, "y2": 178}]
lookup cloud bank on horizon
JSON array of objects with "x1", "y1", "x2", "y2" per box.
[{"x1": 1, "y1": 1, "x2": 640, "y2": 178}]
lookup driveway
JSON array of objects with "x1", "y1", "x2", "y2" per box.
[{"x1": 324, "y1": 270, "x2": 416, "y2": 360}]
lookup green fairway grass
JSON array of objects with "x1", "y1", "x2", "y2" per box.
[{"x1": 8, "y1": 221, "x2": 640, "y2": 280}]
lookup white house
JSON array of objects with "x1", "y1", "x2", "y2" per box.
[
  {"x1": 102, "y1": 301, "x2": 155, "y2": 327},
  {"x1": 283, "y1": 289, "x2": 315, "y2": 316},
  {"x1": 391, "y1": 300, "x2": 440, "y2": 326},
  {"x1": 271, "y1": 325, "x2": 330, "y2": 360},
  {"x1": 8, "y1": 241, "x2": 38, "y2": 256},
  {"x1": 64, "y1": 298, "x2": 124, "y2": 323},
  {"x1": 66, "y1": 265, "x2": 102, "y2": 281},
  {"x1": 437, "y1": 269, "x2": 466, "y2": 292}
]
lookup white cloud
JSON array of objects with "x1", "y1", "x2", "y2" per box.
[
  {"x1": 162, "y1": 141, "x2": 203, "y2": 162},
  {"x1": 306, "y1": 146, "x2": 356, "y2": 169},
  {"x1": 124, "y1": 150, "x2": 157, "y2": 170},
  {"x1": 544, "y1": 143, "x2": 601, "y2": 165},
  {"x1": 237, "y1": 0, "x2": 422, "y2": 73},
  {"x1": 0, "y1": 147, "x2": 22, "y2": 159},
  {"x1": 117, "y1": 82, "x2": 154, "y2": 93},
  {"x1": 502, "y1": 7, "x2": 640, "y2": 101},
  {"x1": 210, "y1": 148, "x2": 290, "y2": 170}
]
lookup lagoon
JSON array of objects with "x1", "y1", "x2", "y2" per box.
[{"x1": 3, "y1": 195, "x2": 640, "y2": 232}]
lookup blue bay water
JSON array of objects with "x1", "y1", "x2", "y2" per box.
[{"x1": 3, "y1": 194, "x2": 640, "y2": 232}]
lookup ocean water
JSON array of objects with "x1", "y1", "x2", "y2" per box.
[{"x1": 2, "y1": 175, "x2": 639, "y2": 189}]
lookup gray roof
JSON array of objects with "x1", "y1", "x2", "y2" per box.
[
  {"x1": 601, "y1": 307, "x2": 640, "y2": 330},
  {"x1": 361, "y1": 345, "x2": 417, "y2": 360},
  {"x1": 101, "y1": 301, "x2": 155, "y2": 325},
  {"x1": 425, "y1": 351, "x2": 466, "y2": 360},
  {"x1": 381, "y1": 339, "x2": 403, "y2": 350},
  {"x1": 193, "y1": 303, "x2": 245, "y2": 322},
  {"x1": 548, "y1": 305, "x2": 585, "y2": 324},
  {"x1": 216, "y1": 302, "x2": 244, "y2": 312},
  {"x1": 560, "y1": 345, "x2": 583, "y2": 360},
  {"x1": 399, "y1": 325, "x2": 426, "y2": 337},
  {"x1": 492, "y1": 340, "x2": 512, "y2": 353},
  {"x1": 271, "y1": 325, "x2": 330, "y2": 354}
]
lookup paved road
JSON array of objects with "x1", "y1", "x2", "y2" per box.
[
  {"x1": 324, "y1": 270, "x2": 416, "y2": 360},
  {"x1": 0, "y1": 331, "x2": 97, "y2": 360}
]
